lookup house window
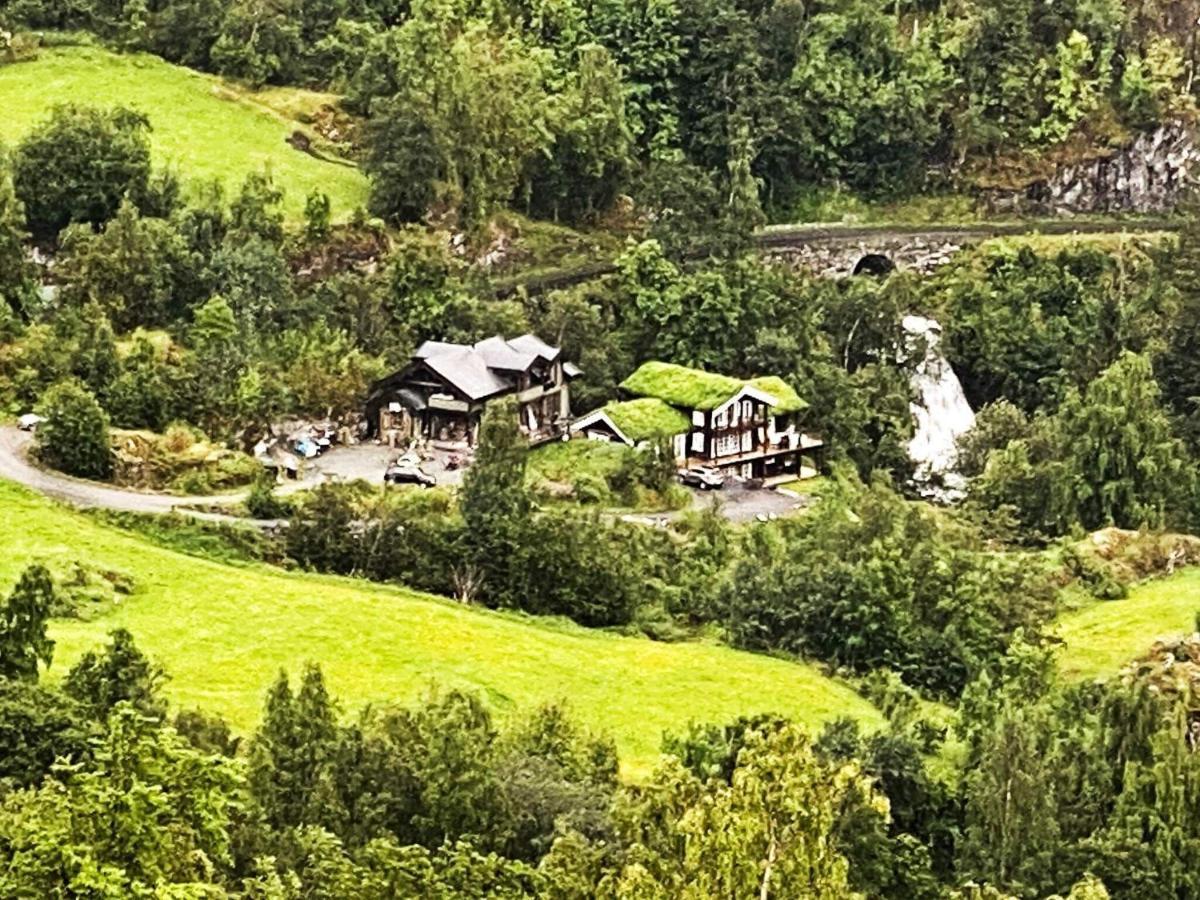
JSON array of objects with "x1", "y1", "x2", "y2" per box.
[{"x1": 715, "y1": 434, "x2": 740, "y2": 457}]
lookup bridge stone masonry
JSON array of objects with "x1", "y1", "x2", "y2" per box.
[
  {"x1": 762, "y1": 230, "x2": 968, "y2": 278},
  {"x1": 493, "y1": 219, "x2": 1183, "y2": 298},
  {"x1": 757, "y1": 219, "x2": 1182, "y2": 280}
]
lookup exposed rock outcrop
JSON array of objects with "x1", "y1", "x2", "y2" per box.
[{"x1": 981, "y1": 120, "x2": 1200, "y2": 216}]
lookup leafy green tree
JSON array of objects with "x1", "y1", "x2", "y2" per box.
[
  {"x1": 956, "y1": 400, "x2": 1032, "y2": 479},
  {"x1": 725, "y1": 476, "x2": 1054, "y2": 695},
  {"x1": 940, "y1": 241, "x2": 1167, "y2": 414},
  {"x1": 0, "y1": 705, "x2": 239, "y2": 897},
  {"x1": 184, "y1": 295, "x2": 250, "y2": 435},
  {"x1": 0, "y1": 157, "x2": 36, "y2": 320},
  {"x1": 12, "y1": 104, "x2": 152, "y2": 237},
  {"x1": 285, "y1": 483, "x2": 366, "y2": 574},
  {"x1": 229, "y1": 170, "x2": 286, "y2": 245},
  {"x1": 107, "y1": 336, "x2": 176, "y2": 431},
  {"x1": 581, "y1": 0, "x2": 683, "y2": 156},
  {"x1": 64, "y1": 628, "x2": 167, "y2": 722},
  {"x1": 141, "y1": 0, "x2": 227, "y2": 69},
  {"x1": 604, "y1": 722, "x2": 865, "y2": 897},
  {"x1": 303, "y1": 189, "x2": 332, "y2": 242},
  {"x1": 1158, "y1": 205, "x2": 1200, "y2": 451},
  {"x1": 1058, "y1": 351, "x2": 1191, "y2": 531},
  {"x1": 211, "y1": 0, "x2": 303, "y2": 86},
  {"x1": 760, "y1": 0, "x2": 949, "y2": 196},
  {"x1": 34, "y1": 379, "x2": 113, "y2": 479},
  {"x1": 210, "y1": 234, "x2": 296, "y2": 331},
  {"x1": 56, "y1": 199, "x2": 192, "y2": 330},
  {"x1": 68, "y1": 302, "x2": 120, "y2": 403},
  {"x1": 362, "y1": 12, "x2": 557, "y2": 225},
  {"x1": 521, "y1": 509, "x2": 649, "y2": 625},
  {"x1": 0, "y1": 564, "x2": 56, "y2": 682},
  {"x1": 526, "y1": 43, "x2": 632, "y2": 222}
]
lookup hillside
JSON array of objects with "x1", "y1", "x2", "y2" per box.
[
  {"x1": 0, "y1": 480, "x2": 881, "y2": 775},
  {"x1": 0, "y1": 45, "x2": 368, "y2": 221},
  {"x1": 1056, "y1": 567, "x2": 1200, "y2": 681}
]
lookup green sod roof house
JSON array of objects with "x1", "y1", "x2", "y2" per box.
[
  {"x1": 619, "y1": 362, "x2": 807, "y2": 414},
  {"x1": 573, "y1": 361, "x2": 822, "y2": 481}
]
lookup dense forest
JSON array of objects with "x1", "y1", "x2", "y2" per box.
[
  {"x1": 3, "y1": 0, "x2": 1199, "y2": 224},
  {"x1": 4, "y1": 0, "x2": 1200, "y2": 895}
]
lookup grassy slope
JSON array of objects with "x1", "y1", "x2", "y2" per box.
[
  {"x1": 0, "y1": 46, "x2": 368, "y2": 221},
  {"x1": 0, "y1": 481, "x2": 881, "y2": 775},
  {"x1": 1056, "y1": 568, "x2": 1200, "y2": 680}
]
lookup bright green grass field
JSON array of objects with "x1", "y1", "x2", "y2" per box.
[
  {"x1": 0, "y1": 481, "x2": 881, "y2": 775},
  {"x1": 0, "y1": 46, "x2": 369, "y2": 221},
  {"x1": 1056, "y1": 567, "x2": 1200, "y2": 680}
]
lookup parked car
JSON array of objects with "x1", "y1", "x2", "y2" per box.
[
  {"x1": 679, "y1": 466, "x2": 726, "y2": 490},
  {"x1": 18, "y1": 413, "x2": 43, "y2": 432},
  {"x1": 384, "y1": 463, "x2": 436, "y2": 488}
]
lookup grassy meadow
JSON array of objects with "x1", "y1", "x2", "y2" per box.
[
  {"x1": 0, "y1": 480, "x2": 882, "y2": 775},
  {"x1": 0, "y1": 45, "x2": 369, "y2": 221},
  {"x1": 1056, "y1": 567, "x2": 1200, "y2": 680}
]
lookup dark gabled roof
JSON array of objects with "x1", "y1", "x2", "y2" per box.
[
  {"x1": 408, "y1": 334, "x2": 564, "y2": 401},
  {"x1": 420, "y1": 348, "x2": 512, "y2": 401},
  {"x1": 507, "y1": 333, "x2": 561, "y2": 362}
]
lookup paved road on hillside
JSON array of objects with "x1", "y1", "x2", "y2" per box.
[{"x1": 0, "y1": 426, "x2": 276, "y2": 525}]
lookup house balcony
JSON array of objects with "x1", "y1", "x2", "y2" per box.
[
  {"x1": 691, "y1": 432, "x2": 825, "y2": 469},
  {"x1": 516, "y1": 382, "x2": 565, "y2": 403}
]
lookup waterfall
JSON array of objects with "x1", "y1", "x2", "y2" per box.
[{"x1": 902, "y1": 315, "x2": 975, "y2": 493}]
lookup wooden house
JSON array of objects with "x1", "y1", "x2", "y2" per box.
[
  {"x1": 572, "y1": 361, "x2": 823, "y2": 480},
  {"x1": 365, "y1": 334, "x2": 581, "y2": 446}
]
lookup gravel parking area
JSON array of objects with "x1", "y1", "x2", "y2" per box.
[
  {"x1": 306, "y1": 442, "x2": 468, "y2": 487},
  {"x1": 624, "y1": 481, "x2": 811, "y2": 526}
]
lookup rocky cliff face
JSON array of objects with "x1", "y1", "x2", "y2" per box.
[{"x1": 981, "y1": 120, "x2": 1199, "y2": 216}]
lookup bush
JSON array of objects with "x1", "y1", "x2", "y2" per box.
[
  {"x1": 34, "y1": 379, "x2": 112, "y2": 479},
  {"x1": 245, "y1": 472, "x2": 292, "y2": 519}
]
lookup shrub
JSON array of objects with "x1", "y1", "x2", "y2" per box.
[
  {"x1": 34, "y1": 379, "x2": 112, "y2": 479},
  {"x1": 245, "y1": 472, "x2": 292, "y2": 519}
]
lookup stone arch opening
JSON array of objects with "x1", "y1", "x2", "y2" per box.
[{"x1": 852, "y1": 253, "x2": 896, "y2": 277}]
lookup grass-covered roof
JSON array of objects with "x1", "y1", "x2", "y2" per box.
[
  {"x1": 603, "y1": 398, "x2": 691, "y2": 442},
  {"x1": 620, "y1": 362, "x2": 807, "y2": 413},
  {"x1": 745, "y1": 376, "x2": 807, "y2": 414}
]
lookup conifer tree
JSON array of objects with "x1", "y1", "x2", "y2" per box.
[
  {"x1": 64, "y1": 628, "x2": 167, "y2": 721},
  {"x1": 0, "y1": 157, "x2": 36, "y2": 320},
  {"x1": 0, "y1": 564, "x2": 56, "y2": 681},
  {"x1": 459, "y1": 397, "x2": 532, "y2": 607},
  {"x1": 247, "y1": 664, "x2": 342, "y2": 832},
  {"x1": 1158, "y1": 203, "x2": 1200, "y2": 451}
]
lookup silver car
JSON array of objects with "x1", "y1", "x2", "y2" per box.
[{"x1": 679, "y1": 466, "x2": 726, "y2": 490}]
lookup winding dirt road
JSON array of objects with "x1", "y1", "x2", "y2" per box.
[{"x1": 0, "y1": 426, "x2": 274, "y2": 525}]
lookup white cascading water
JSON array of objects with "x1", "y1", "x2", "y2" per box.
[{"x1": 902, "y1": 315, "x2": 976, "y2": 494}]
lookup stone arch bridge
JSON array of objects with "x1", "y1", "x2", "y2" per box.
[
  {"x1": 495, "y1": 220, "x2": 1180, "y2": 296},
  {"x1": 756, "y1": 220, "x2": 1178, "y2": 279}
]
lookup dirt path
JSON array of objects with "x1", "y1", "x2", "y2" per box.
[{"x1": 0, "y1": 426, "x2": 278, "y2": 526}]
